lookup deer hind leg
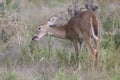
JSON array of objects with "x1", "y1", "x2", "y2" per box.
[
  {"x1": 83, "y1": 34, "x2": 96, "y2": 71},
  {"x1": 95, "y1": 39, "x2": 100, "y2": 70}
]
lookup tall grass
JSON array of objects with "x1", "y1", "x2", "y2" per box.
[{"x1": 0, "y1": 0, "x2": 120, "y2": 80}]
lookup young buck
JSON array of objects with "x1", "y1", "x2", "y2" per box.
[{"x1": 32, "y1": 10, "x2": 100, "y2": 70}]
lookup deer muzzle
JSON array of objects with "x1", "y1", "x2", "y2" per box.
[{"x1": 32, "y1": 36, "x2": 39, "y2": 41}]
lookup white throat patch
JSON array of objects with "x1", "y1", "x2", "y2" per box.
[{"x1": 48, "y1": 31, "x2": 54, "y2": 35}]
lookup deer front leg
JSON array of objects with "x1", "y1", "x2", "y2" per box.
[
  {"x1": 78, "y1": 40, "x2": 84, "y2": 55},
  {"x1": 66, "y1": 42, "x2": 72, "y2": 62},
  {"x1": 78, "y1": 34, "x2": 84, "y2": 55},
  {"x1": 72, "y1": 39, "x2": 79, "y2": 58}
]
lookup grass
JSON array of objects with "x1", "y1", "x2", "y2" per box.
[{"x1": 0, "y1": 0, "x2": 120, "y2": 80}]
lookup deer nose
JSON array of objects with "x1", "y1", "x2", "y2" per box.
[{"x1": 32, "y1": 36, "x2": 38, "y2": 40}]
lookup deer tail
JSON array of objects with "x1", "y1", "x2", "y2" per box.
[{"x1": 90, "y1": 17, "x2": 99, "y2": 40}]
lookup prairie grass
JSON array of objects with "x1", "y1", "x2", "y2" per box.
[{"x1": 0, "y1": 0, "x2": 120, "y2": 80}]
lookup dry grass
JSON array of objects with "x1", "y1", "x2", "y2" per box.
[{"x1": 0, "y1": 0, "x2": 120, "y2": 80}]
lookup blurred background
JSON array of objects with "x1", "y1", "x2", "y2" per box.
[{"x1": 0, "y1": 0, "x2": 120, "y2": 80}]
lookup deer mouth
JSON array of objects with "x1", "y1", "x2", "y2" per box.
[
  {"x1": 32, "y1": 36, "x2": 39, "y2": 41},
  {"x1": 32, "y1": 33, "x2": 46, "y2": 41}
]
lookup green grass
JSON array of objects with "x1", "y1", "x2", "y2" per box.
[{"x1": 0, "y1": 0, "x2": 120, "y2": 80}]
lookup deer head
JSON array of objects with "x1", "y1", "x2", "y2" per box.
[{"x1": 32, "y1": 16, "x2": 58, "y2": 41}]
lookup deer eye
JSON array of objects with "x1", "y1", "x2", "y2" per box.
[{"x1": 38, "y1": 27, "x2": 41, "y2": 30}]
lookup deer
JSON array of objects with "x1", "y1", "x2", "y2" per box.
[{"x1": 32, "y1": 9, "x2": 101, "y2": 70}]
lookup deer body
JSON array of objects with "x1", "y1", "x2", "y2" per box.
[
  {"x1": 48, "y1": 10, "x2": 99, "y2": 40},
  {"x1": 32, "y1": 10, "x2": 100, "y2": 70}
]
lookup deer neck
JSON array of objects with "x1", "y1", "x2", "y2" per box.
[{"x1": 48, "y1": 25, "x2": 67, "y2": 39}]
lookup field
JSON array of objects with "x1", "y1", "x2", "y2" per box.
[{"x1": 0, "y1": 0, "x2": 120, "y2": 80}]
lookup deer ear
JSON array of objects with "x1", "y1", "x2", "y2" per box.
[{"x1": 48, "y1": 16, "x2": 58, "y2": 26}]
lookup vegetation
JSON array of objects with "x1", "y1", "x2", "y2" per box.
[{"x1": 0, "y1": 0, "x2": 120, "y2": 80}]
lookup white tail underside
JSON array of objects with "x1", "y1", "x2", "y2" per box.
[{"x1": 90, "y1": 18, "x2": 99, "y2": 40}]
